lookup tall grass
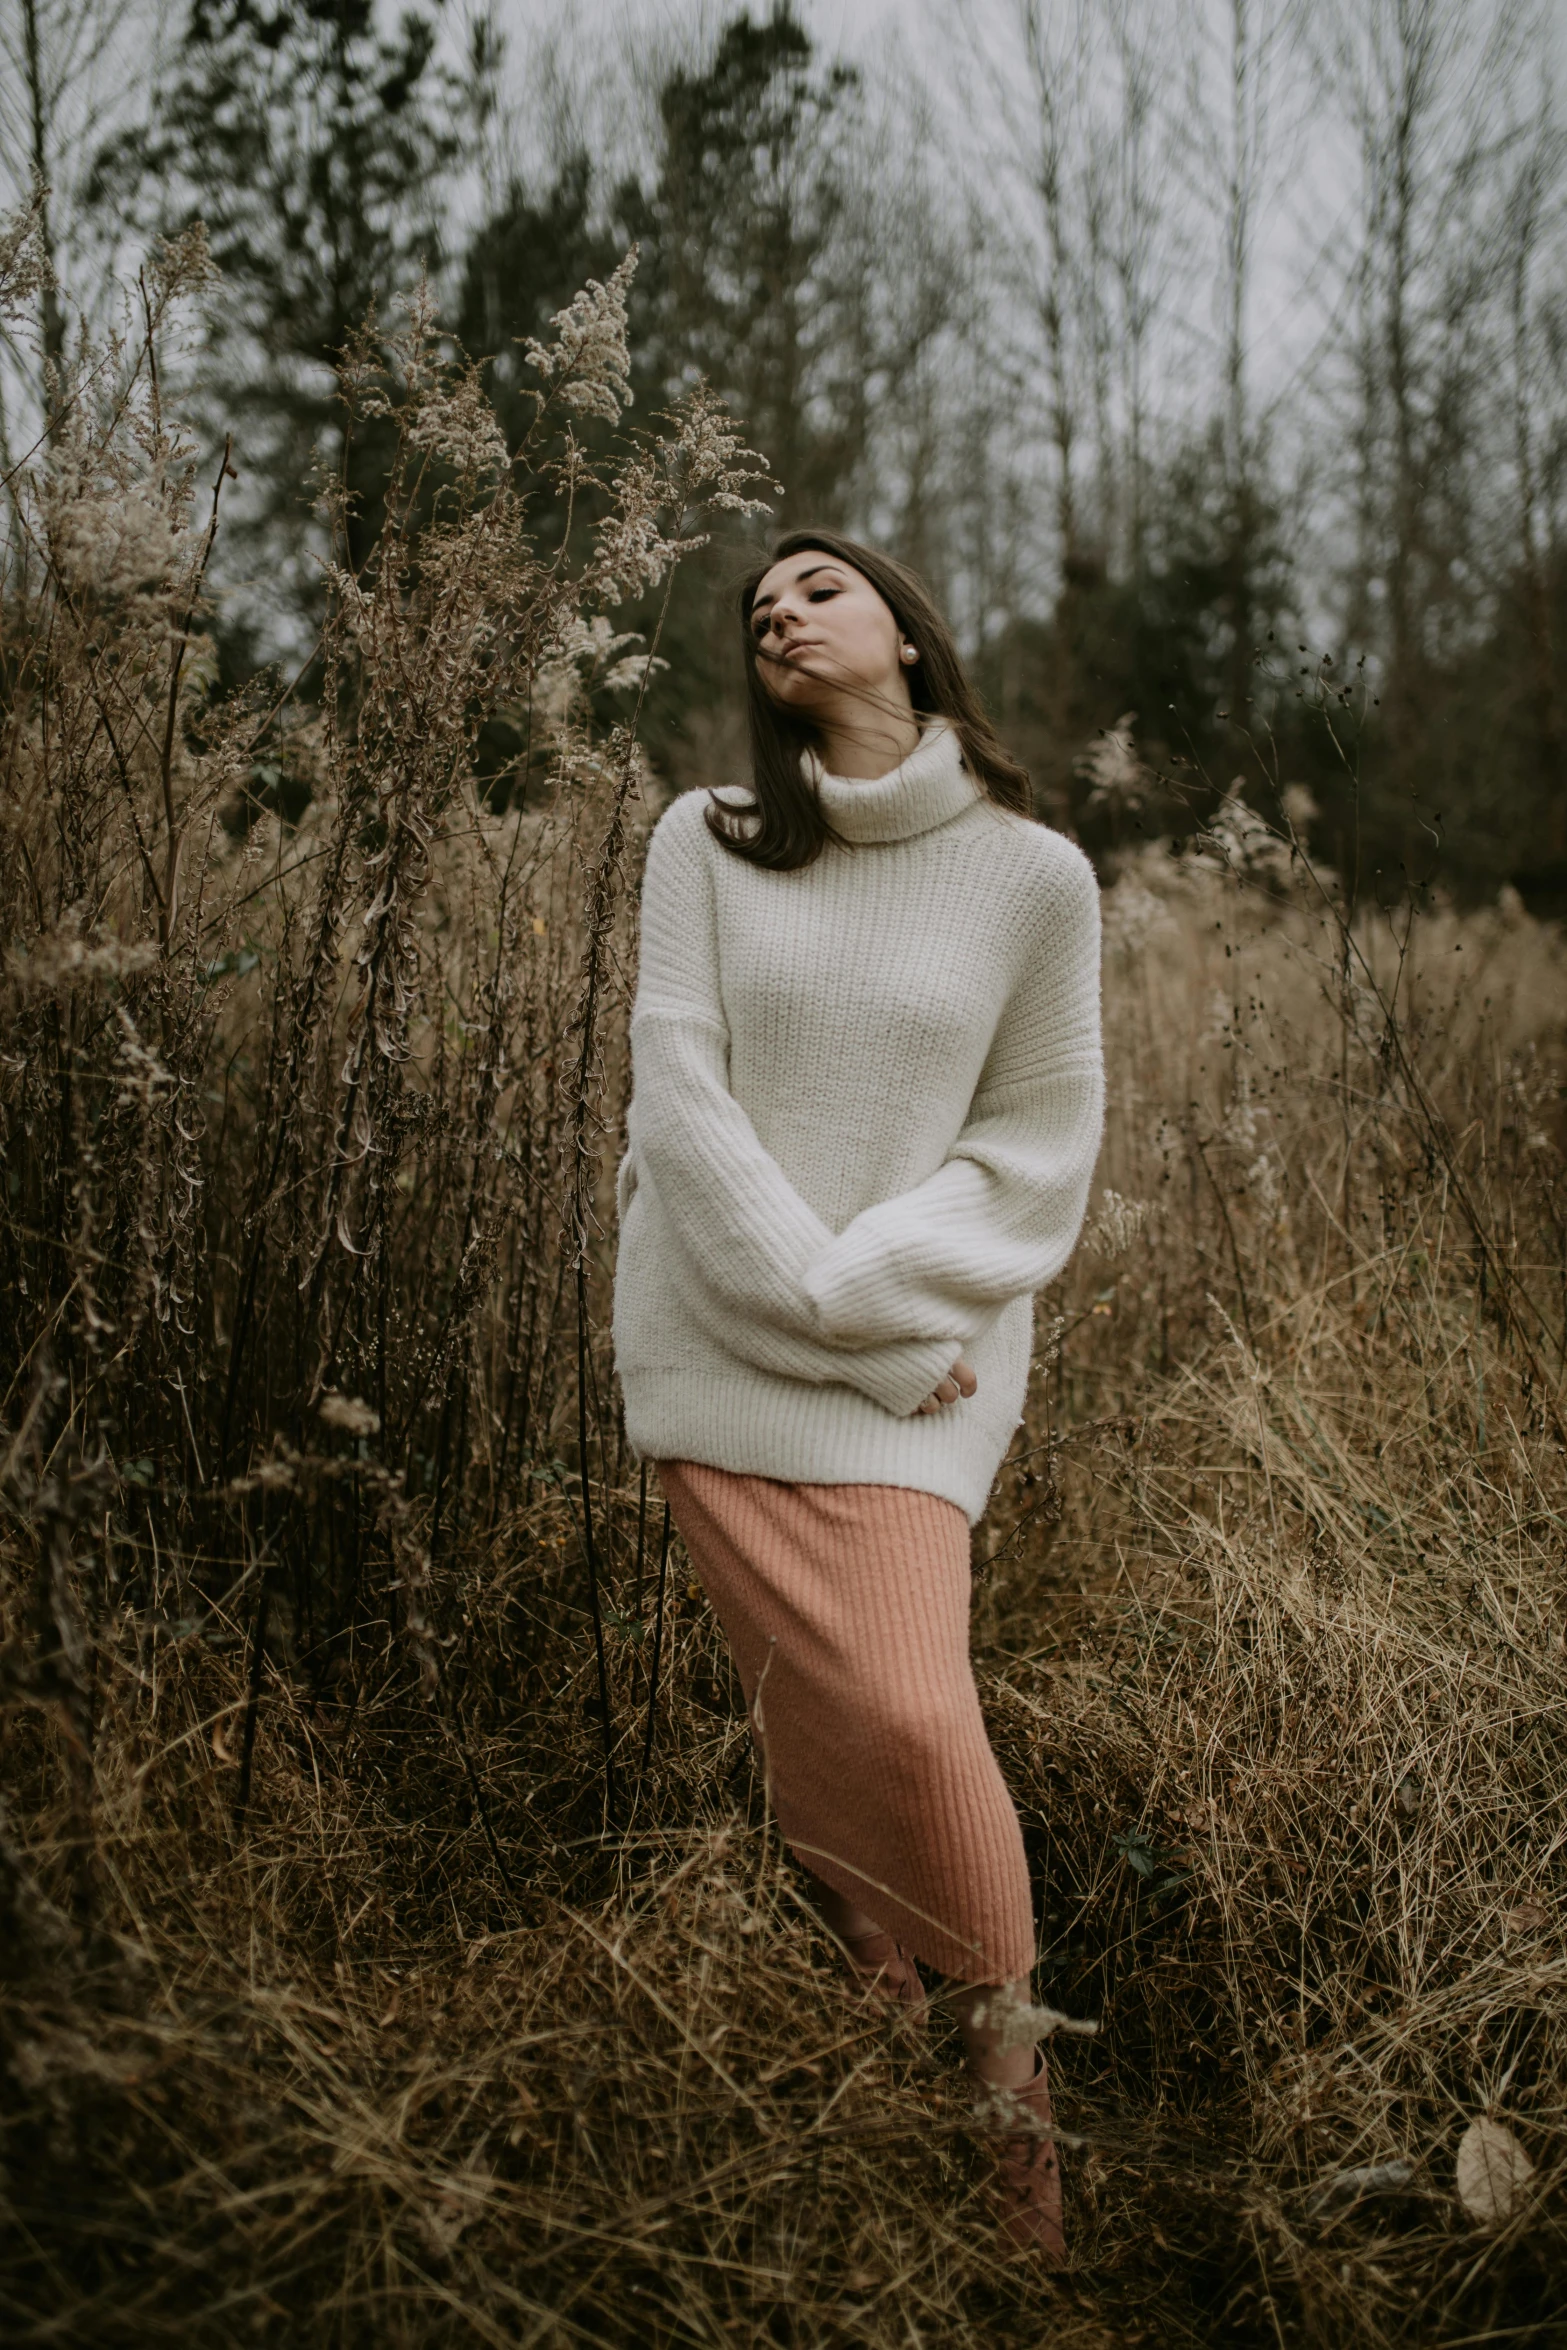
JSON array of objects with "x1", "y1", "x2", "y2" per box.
[{"x1": 1, "y1": 223, "x2": 1562, "y2": 2346}]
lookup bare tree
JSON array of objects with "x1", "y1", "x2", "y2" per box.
[
  {"x1": 952, "y1": 0, "x2": 1103, "y2": 584},
  {"x1": 1019, "y1": 0, "x2": 1096, "y2": 569},
  {"x1": 950, "y1": 0, "x2": 1194, "y2": 598},
  {"x1": 1313, "y1": 1, "x2": 1538, "y2": 719},
  {"x1": 14, "y1": 0, "x2": 66, "y2": 381},
  {"x1": 1102, "y1": 0, "x2": 1172, "y2": 574},
  {"x1": 1170, "y1": 0, "x2": 1305, "y2": 716},
  {"x1": 1499, "y1": 86, "x2": 1567, "y2": 854},
  {"x1": 0, "y1": 0, "x2": 169, "y2": 432}
]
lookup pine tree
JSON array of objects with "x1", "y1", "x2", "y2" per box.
[
  {"x1": 97, "y1": 0, "x2": 466, "y2": 628},
  {"x1": 456, "y1": 154, "x2": 618, "y2": 471},
  {"x1": 624, "y1": 4, "x2": 867, "y2": 526}
]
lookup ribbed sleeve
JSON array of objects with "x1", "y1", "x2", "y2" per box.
[{"x1": 799, "y1": 853, "x2": 1104, "y2": 1346}]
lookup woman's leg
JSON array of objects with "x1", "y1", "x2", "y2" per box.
[
  {"x1": 806, "y1": 1869, "x2": 883, "y2": 1946},
  {"x1": 951, "y1": 1977, "x2": 1065, "y2": 2263},
  {"x1": 804, "y1": 1868, "x2": 926, "y2": 2016},
  {"x1": 950, "y1": 1978, "x2": 1038, "y2": 2091}
]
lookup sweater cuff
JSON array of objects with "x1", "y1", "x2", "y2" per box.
[{"x1": 843, "y1": 1332, "x2": 968, "y2": 1419}]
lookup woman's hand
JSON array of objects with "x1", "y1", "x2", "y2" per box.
[{"x1": 914, "y1": 1354, "x2": 977, "y2": 1415}]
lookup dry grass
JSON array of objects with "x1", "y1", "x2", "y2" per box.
[{"x1": 2, "y1": 221, "x2": 1565, "y2": 2345}]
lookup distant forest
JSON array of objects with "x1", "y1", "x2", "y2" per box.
[{"x1": 4, "y1": 0, "x2": 1565, "y2": 905}]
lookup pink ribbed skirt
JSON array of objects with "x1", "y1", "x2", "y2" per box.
[{"x1": 655, "y1": 1460, "x2": 1035, "y2": 1984}]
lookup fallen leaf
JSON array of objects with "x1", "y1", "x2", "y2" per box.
[{"x1": 1456, "y1": 2118, "x2": 1533, "y2": 2227}]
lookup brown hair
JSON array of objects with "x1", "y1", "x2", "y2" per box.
[{"x1": 706, "y1": 528, "x2": 1033, "y2": 870}]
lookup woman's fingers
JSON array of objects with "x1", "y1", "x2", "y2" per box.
[{"x1": 913, "y1": 1356, "x2": 979, "y2": 1414}]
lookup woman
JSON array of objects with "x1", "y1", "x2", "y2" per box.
[{"x1": 611, "y1": 529, "x2": 1104, "y2": 2262}]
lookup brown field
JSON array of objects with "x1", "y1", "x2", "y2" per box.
[{"x1": 2, "y1": 239, "x2": 1563, "y2": 2346}]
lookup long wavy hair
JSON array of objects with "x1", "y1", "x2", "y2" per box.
[{"x1": 705, "y1": 529, "x2": 1033, "y2": 870}]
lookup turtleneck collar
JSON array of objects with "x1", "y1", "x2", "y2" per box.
[{"x1": 803, "y1": 718, "x2": 982, "y2": 845}]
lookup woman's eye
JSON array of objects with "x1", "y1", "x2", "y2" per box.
[{"x1": 808, "y1": 588, "x2": 837, "y2": 604}]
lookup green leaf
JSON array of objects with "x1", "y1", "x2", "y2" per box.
[
  {"x1": 199, "y1": 942, "x2": 261, "y2": 986},
  {"x1": 1113, "y1": 1825, "x2": 1190, "y2": 1896},
  {"x1": 1113, "y1": 1826, "x2": 1159, "y2": 1878}
]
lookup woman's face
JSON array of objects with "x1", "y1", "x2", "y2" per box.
[{"x1": 748, "y1": 551, "x2": 906, "y2": 717}]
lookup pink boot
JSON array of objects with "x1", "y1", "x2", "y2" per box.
[{"x1": 992, "y1": 2054, "x2": 1066, "y2": 2265}]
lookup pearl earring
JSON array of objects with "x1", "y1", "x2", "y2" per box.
[{"x1": 900, "y1": 643, "x2": 918, "y2": 664}]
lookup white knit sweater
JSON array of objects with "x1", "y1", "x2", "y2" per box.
[{"x1": 611, "y1": 719, "x2": 1105, "y2": 1525}]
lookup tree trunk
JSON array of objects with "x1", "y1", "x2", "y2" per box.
[{"x1": 21, "y1": 0, "x2": 68, "y2": 423}]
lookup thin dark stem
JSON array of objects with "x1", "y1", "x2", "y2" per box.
[
  {"x1": 1191, "y1": 1127, "x2": 1257, "y2": 1356},
  {"x1": 640, "y1": 1500, "x2": 673, "y2": 1777},
  {"x1": 575, "y1": 1252, "x2": 616, "y2": 1821},
  {"x1": 442, "y1": 1692, "x2": 516, "y2": 1898},
  {"x1": 561, "y1": 589, "x2": 674, "y2": 1821},
  {"x1": 156, "y1": 432, "x2": 234, "y2": 950},
  {"x1": 633, "y1": 1459, "x2": 648, "y2": 1618},
  {"x1": 234, "y1": 1572, "x2": 270, "y2": 1832}
]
